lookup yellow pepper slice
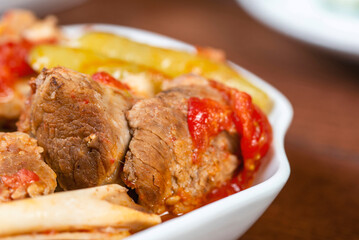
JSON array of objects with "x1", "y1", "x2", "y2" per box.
[
  {"x1": 29, "y1": 45, "x2": 167, "y2": 97},
  {"x1": 76, "y1": 32, "x2": 272, "y2": 113}
]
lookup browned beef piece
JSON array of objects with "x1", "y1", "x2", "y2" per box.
[
  {"x1": 19, "y1": 67, "x2": 133, "y2": 190},
  {"x1": 123, "y1": 75, "x2": 238, "y2": 214},
  {"x1": 0, "y1": 132, "x2": 57, "y2": 202}
]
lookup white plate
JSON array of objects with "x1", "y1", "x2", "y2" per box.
[
  {"x1": 63, "y1": 24, "x2": 293, "y2": 240},
  {"x1": 237, "y1": 0, "x2": 359, "y2": 60},
  {"x1": 0, "y1": 0, "x2": 86, "y2": 15}
]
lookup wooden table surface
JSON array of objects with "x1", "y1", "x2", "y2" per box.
[{"x1": 55, "y1": 0, "x2": 359, "y2": 239}]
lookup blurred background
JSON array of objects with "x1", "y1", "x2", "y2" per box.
[{"x1": 2, "y1": 0, "x2": 358, "y2": 239}]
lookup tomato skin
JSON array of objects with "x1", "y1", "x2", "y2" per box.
[
  {"x1": 92, "y1": 71, "x2": 130, "y2": 90},
  {"x1": 1, "y1": 168, "x2": 40, "y2": 189},
  {"x1": 187, "y1": 97, "x2": 234, "y2": 163},
  {"x1": 230, "y1": 91, "x2": 272, "y2": 173},
  {"x1": 209, "y1": 80, "x2": 272, "y2": 171},
  {"x1": 0, "y1": 40, "x2": 33, "y2": 76},
  {"x1": 186, "y1": 81, "x2": 272, "y2": 202},
  {"x1": 202, "y1": 80, "x2": 273, "y2": 200}
]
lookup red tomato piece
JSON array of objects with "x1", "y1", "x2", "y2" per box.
[
  {"x1": 1, "y1": 168, "x2": 40, "y2": 189},
  {"x1": 92, "y1": 72, "x2": 130, "y2": 91},
  {"x1": 0, "y1": 40, "x2": 34, "y2": 97},
  {"x1": 209, "y1": 80, "x2": 272, "y2": 173},
  {"x1": 0, "y1": 40, "x2": 33, "y2": 76},
  {"x1": 186, "y1": 81, "x2": 272, "y2": 202},
  {"x1": 187, "y1": 97, "x2": 234, "y2": 164}
]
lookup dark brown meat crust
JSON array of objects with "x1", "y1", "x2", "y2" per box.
[
  {"x1": 20, "y1": 67, "x2": 132, "y2": 190},
  {"x1": 123, "y1": 76, "x2": 238, "y2": 214},
  {"x1": 0, "y1": 132, "x2": 57, "y2": 202}
]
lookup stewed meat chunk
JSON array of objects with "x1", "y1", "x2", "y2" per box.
[
  {"x1": 123, "y1": 76, "x2": 239, "y2": 214},
  {"x1": 19, "y1": 67, "x2": 133, "y2": 190}
]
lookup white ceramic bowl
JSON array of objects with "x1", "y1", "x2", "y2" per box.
[
  {"x1": 63, "y1": 24, "x2": 293, "y2": 240},
  {"x1": 237, "y1": 0, "x2": 359, "y2": 61},
  {"x1": 0, "y1": 0, "x2": 86, "y2": 15}
]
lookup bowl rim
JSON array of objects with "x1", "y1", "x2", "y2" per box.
[
  {"x1": 62, "y1": 24, "x2": 293, "y2": 239},
  {"x1": 236, "y1": 0, "x2": 359, "y2": 60}
]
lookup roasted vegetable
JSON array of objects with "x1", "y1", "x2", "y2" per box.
[
  {"x1": 75, "y1": 32, "x2": 272, "y2": 112},
  {"x1": 29, "y1": 45, "x2": 167, "y2": 97}
]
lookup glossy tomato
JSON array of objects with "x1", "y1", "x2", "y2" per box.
[
  {"x1": 0, "y1": 40, "x2": 34, "y2": 96},
  {"x1": 187, "y1": 97, "x2": 234, "y2": 163}
]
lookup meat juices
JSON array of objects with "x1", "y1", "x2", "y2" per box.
[
  {"x1": 123, "y1": 76, "x2": 239, "y2": 214},
  {"x1": 20, "y1": 67, "x2": 132, "y2": 190},
  {"x1": 0, "y1": 132, "x2": 56, "y2": 202}
]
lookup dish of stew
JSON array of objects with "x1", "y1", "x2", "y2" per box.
[{"x1": 0, "y1": 10, "x2": 276, "y2": 240}]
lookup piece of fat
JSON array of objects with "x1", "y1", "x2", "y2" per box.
[{"x1": 0, "y1": 184, "x2": 161, "y2": 237}]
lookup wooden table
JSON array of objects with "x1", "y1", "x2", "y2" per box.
[{"x1": 56, "y1": 0, "x2": 359, "y2": 238}]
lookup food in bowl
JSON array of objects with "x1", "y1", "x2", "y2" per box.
[
  {"x1": 0, "y1": 9, "x2": 62, "y2": 126},
  {"x1": 0, "y1": 10, "x2": 274, "y2": 239}
]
